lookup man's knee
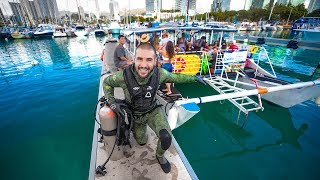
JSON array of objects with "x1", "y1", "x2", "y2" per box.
[{"x1": 159, "y1": 129, "x2": 172, "y2": 150}]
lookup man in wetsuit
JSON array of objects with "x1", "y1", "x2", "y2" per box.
[{"x1": 103, "y1": 43, "x2": 204, "y2": 173}]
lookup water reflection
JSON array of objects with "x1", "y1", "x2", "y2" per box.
[
  {"x1": 50, "y1": 38, "x2": 72, "y2": 70},
  {"x1": 191, "y1": 102, "x2": 308, "y2": 162},
  {"x1": 260, "y1": 102, "x2": 308, "y2": 149}
]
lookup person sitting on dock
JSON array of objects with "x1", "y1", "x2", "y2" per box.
[
  {"x1": 114, "y1": 35, "x2": 132, "y2": 70},
  {"x1": 103, "y1": 43, "x2": 206, "y2": 174}
]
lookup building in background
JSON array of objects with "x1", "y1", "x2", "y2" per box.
[
  {"x1": 28, "y1": 0, "x2": 41, "y2": 22},
  {"x1": 277, "y1": 0, "x2": 289, "y2": 5},
  {"x1": 221, "y1": 0, "x2": 231, "y2": 11},
  {"x1": 32, "y1": 0, "x2": 59, "y2": 22},
  {"x1": 146, "y1": 0, "x2": 162, "y2": 13},
  {"x1": 78, "y1": 6, "x2": 85, "y2": 21},
  {"x1": 19, "y1": 0, "x2": 34, "y2": 24},
  {"x1": 9, "y1": 2, "x2": 26, "y2": 24},
  {"x1": 175, "y1": 0, "x2": 196, "y2": 15},
  {"x1": 211, "y1": 0, "x2": 222, "y2": 12},
  {"x1": 146, "y1": 0, "x2": 155, "y2": 13},
  {"x1": 308, "y1": 0, "x2": 320, "y2": 13},
  {"x1": 243, "y1": 0, "x2": 253, "y2": 10},
  {"x1": 109, "y1": 0, "x2": 120, "y2": 21},
  {"x1": 0, "y1": 6, "x2": 5, "y2": 23},
  {"x1": 291, "y1": 0, "x2": 306, "y2": 6},
  {"x1": 94, "y1": 0, "x2": 100, "y2": 19}
]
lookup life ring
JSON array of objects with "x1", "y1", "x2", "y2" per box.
[
  {"x1": 172, "y1": 57, "x2": 186, "y2": 73},
  {"x1": 249, "y1": 46, "x2": 259, "y2": 53},
  {"x1": 100, "y1": 50, "x2": 104, "y2": 61}
]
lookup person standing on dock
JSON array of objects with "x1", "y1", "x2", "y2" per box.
[
  {"x1": 114, "y1": 35, "x2": 132, "y2": 70},
  {"x1": 103, "y1": 43, "x2": 205, "y2": 173}
]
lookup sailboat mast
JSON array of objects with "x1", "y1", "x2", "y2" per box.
[
  {"x1": 185, "y1": 0, "x2": 189, "y2": 24},
  {"x1": 268, "y1": 0, "x2": 276, "y2": 21}
]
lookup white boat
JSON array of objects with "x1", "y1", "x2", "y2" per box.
[
  {"x1": 34, "y1": 24, "x2": 54, "y2": 38},
  {"x1": 264, "y1": 24, "x2": 277, "y2": 31},
  {"x1": 53, "y1": 26, "x2": 67, "y2": 37},
  {"x1": 109, "y1": 20, "x2": 121, "y2": 34},
  {"x1": 122, "y1": 27, "x2": 320, "y2": 109},
  {"x1": 74, "y1": 25, "x2": 90, "y2": 37},
  {"x1": 294, "y1": 27, "x2": 320, "y2": 42}
]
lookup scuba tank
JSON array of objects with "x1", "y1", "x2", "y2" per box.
[
  {"x1": 98, "y1": 105, "x2": 124, "y2": 160},
  {"x1": 95, "y1": 96, "x2": 133, "y2": 176}
]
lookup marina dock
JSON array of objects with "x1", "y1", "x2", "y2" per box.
[{"x1": 88, "y1": 42, "x2": 198, "y2": 180}]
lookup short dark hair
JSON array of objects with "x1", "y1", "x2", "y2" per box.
[
  {"x1": 201, "y1": 36, "x2": 206, "y2": 40},
  {"x1": 118, "y1": 34, "x2": 125, "y2": 39},
  {"x1": 136, "y1": 42, "x2": 157, "y2": 59}
]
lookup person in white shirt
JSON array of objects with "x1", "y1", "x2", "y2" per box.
[{"x1": 159, "y1": 30, "x2": 170, "y2": 50}]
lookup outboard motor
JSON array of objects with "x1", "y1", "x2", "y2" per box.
[
  {"x1": 287, "y1": 40, "x2": 298, "y2": 49},
  {"x1": 256, "y1": 38, "x2": 265, "y2": 44}
]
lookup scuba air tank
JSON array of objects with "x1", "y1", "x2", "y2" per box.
[{"x1": 98, "y1": 105, "x2": 124, "y2": 160}]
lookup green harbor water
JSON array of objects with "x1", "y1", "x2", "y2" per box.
[{"x1": 0, "y1": 37, "x2": 319, "y2": 180}]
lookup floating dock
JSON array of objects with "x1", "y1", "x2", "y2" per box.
[{"x1": 88, "y1": 42, "x2": 198, "y2": 180}]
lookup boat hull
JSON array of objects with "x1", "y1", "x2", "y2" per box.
[
  {"x1": 53, "y1": 32, "x2": 67, "y2": 37},
  {"x1": 34, "y1": 32, "x2": 53, "y2": 38}
]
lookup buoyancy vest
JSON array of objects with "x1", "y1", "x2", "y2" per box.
[{"x1": 123, "y1": 65, "x2": 160, "y2": 113}]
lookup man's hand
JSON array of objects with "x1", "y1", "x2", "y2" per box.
[
  {"x1": 110, "y1": 102, "x2": 124, "y2": 117},
  {"x1": 196, "y1": 76, "x2": 207, "y2": 85}
]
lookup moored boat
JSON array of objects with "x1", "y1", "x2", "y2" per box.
[
  {"x1": 53, "y1": 26, "x2": 67, "y2": 37},
  {"x1": 34, "y1": 24, "x2": 54, "y2": 38},
  {"x1": 11, "y1": 28, "x2": 34, "y2": 39}
]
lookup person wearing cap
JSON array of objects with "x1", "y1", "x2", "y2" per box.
[
  {"x1": 114, "y1": 34, "x2": 132, "y2": 70},
  {"x1": 103, "y1": 43, "x2": 206, "y2": 174}
]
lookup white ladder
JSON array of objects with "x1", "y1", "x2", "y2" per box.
[{"x1": 205, "y1": 76, "x2": 264, "y2": 127}]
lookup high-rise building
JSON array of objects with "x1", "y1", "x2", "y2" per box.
[
  {"x1": 0, "y1": 7, "x2": 5, "y2": 23},
  {"x1": 277, "y1": 0, "x2": 288, "y2": 5},
  {"x1": 34, "y1": 0, "x2": 59, "y2": 21},
  {"x1": 146, "y1": 0, "x2": 162, "y2": 13},
  {"x1": 28, "y1": 1, "x2": 41, "y2": 21},
  {"x1": 251, "y1": 0, "x2": 272, "y2": 9},
  {"x1": 109, "y1": 0, "x2": 120, "y2": 21},
  {"x1": 175, "y1": 0, "x2": 196, "y2": 14},
  {"x1": 78, "y1": 6, "x2": 85, "y2": 20},
  {"x1": 308, "y1": 0, "x2": 320, "y2": 13},
  {"x1": 211, "y1": 0, "x2": 222, "y2": 12},
  {"x1": 244, "y1": 0, "x2": 253, "y2": 10},
  {"x1": 19, "y1": 0, "x2": 33, "y2": 24},
  {"x1": 291, "y1": 0, "x2": 305, "y2": 6},
  {"x1": 156, "y1": 0, "x2": 162, "y2": 11},
  {"x1": 9, "y1": 2, "x2": 26, "y2": 24},
  {"x1": 221, "y1": 0, "x2": 231, "y2": 11},
  {"x1": 146, "y1": 0, "x2": 155, "y2": 13}
]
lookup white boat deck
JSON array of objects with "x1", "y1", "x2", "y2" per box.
[{"x1": 88, "y1": 42, "x2": 197, "y2": 180}]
